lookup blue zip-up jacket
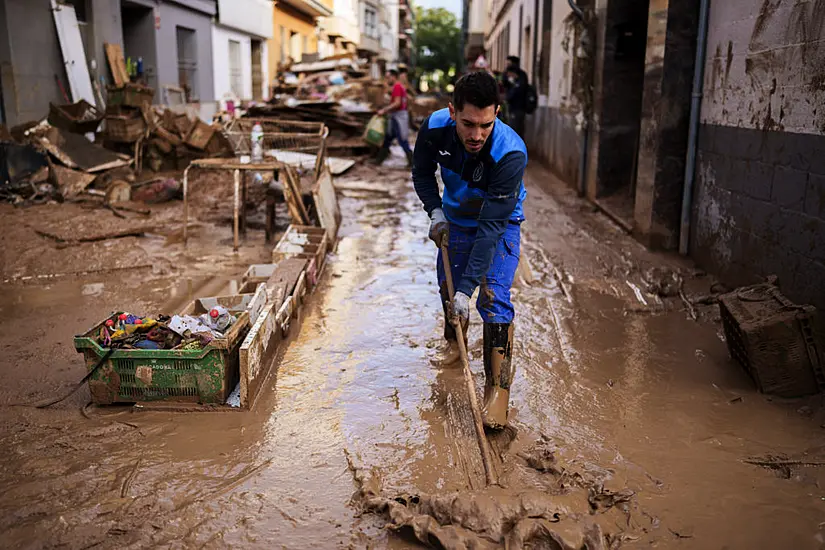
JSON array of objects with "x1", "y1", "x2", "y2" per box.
[{"x1": 412, "y1": 108, "x2": 527, "y2": 297}]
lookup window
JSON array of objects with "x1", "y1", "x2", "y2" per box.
[
  {"x1": 176, "y1": 26, "x2": 198, "y2": 101},
  {"x1": 229, "y1": 40, "x2": 242, "y2": 97},
  {"x1": 289, "y1": 31, "x2": 302, "y2": 60},
  {"x1": 364, "y1": 6, "x2": 378, "y2": 39}
]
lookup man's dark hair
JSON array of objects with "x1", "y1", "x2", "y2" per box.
[
  {"x1": 507, "y1": 55, "x2": 520, "y2": 67},
  {"x1": 452, "y1": 71, "x2": 500, "y2": 111},
  {"x1": 388, "y1": 68, "x2": 399, "y2": 76}
]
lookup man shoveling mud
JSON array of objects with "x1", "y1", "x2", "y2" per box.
[{"x1": 412, "y1": 71, "x2": 527, "y2": 429}]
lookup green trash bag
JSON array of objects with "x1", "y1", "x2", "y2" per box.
[{"x1": 363, "y1": 115, "x2": 387, "y2": 147}]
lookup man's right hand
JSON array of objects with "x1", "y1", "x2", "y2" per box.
[{"x1": 428, "y1": 208, "x2": 449, "y2": 248}]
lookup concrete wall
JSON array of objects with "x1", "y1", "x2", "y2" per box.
[
  {"x1": 88, "y1": 0, "x2": 124, "y2": 88},
  {"x1": 522, "y1": 0, "x2": 582, "y2": 187},
  {"x1": 0, "y1": 0, "x2": 66, "y2": 126},
  {"x1": 156, "y1": 0, "x2": 215, "y2": 102},
  {"x1": 690, "y1": 0, "x2": 825, "y2": 309}
]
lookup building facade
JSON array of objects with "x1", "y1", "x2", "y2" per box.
[
  {"x1": 317, "y1": 0, "x2": 360, "y2": 58},
  {"x1": 212, "y1": 0, "x2": 273, "y2": 101},
  {"x1": 397, "y1": 0, "x2": 414, "y2": 68},
  {"x1": 484, "y1": 0, "x2": 537, "y2": 79},
  {"x1": 0, "y1": 0, "x2": 217, "y2": 125},
  {"x1": 478, "y1": 0, "x2": 825, "y2": 310},
  {"x1": 464, "y1": 0, "x2": 486, "y2": 65},
  {"x1": 269, "y1": 0, "x2": 333, "y2": 76}
]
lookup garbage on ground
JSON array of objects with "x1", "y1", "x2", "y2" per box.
[
  {"x1": 719, "y1": 281, "x2": 824, "y2": 398},
  {"x1": 131, "y1": 177, "x2": 182, "y2": 203},
  {"x1": 95, "y1": 310, "x2": 238, "y2": 351}
]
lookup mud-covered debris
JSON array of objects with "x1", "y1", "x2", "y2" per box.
[
  {"x1": 587, "y1": 483, "x2": 635, "y2": 512},
  {"x1": 642, "y1": 267, "x2": 682, "y2": 297},
  {"x1": 518, "y1": 437, "x2": 564, "y2": 475},
  {"x1": 347, "y1": 452, "x2": 607, "y2": 549}
]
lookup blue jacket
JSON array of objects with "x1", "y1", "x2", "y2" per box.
[{"x1": 412, "y1": 108, "x2": 527, "y2": 297}]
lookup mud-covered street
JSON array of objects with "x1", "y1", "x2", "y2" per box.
[{"x1": 1, "y1": 151, "x2": 824, "y2": 549}]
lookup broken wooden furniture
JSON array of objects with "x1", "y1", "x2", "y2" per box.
[{"x1": 182, "y1": 158, "x2": 287, "y2": 251}]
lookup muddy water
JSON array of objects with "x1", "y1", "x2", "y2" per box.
[{"x1": 0, "y1": 159, "x2": 824, "y2": 548}]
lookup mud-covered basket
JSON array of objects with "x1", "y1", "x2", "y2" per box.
[
  {"x1": 719, "y1": 284, "x2": 825, "y2": 397},
  {"x1": 74, "y1": 310, "x2": 250, "y2": 405}
]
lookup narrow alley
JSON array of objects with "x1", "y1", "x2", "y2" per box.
[{"x1": 1, "y1": 151, "x2": 822, "y2": 549}]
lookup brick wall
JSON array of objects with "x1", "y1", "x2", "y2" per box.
[{"x1": 690, "y1": 0, "x2": 825, "y2": 309}]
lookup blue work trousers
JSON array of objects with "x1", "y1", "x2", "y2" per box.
[
  {"x1": 383, "y1": 115, "x2": 412, "y2": 155},
  {"x1": 437, "y1": 222, "x2": 521, "y2": 324}
]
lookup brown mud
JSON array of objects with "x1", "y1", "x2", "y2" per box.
[{"x1": 0, "y1": 150, "x2": 824, "y2": 548}]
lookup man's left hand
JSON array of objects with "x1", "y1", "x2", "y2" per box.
[{"x1": 450, "y1": 292, "x2": 470, "y2": 327}]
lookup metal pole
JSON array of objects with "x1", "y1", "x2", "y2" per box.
[
  {"x1": 679, "y1": 0, "x2": 711, "y2": 255},
  {"x1": 233, "y1": 169, "x2": 240, "y2": 252}
]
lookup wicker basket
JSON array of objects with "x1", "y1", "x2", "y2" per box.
[
  {"x1": 106, "y1": 83, "x2": 155, "y2": 108},
  {"x1": 719, "y1": 284, "x2": 825, "y2": 397},
  {"x1": 104, "y1": 113, "x2": 146, "y2": 143}
]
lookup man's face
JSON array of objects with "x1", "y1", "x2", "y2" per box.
[
  {"x1": 387, "y1": 72, "x2": 397, "y2": 85},
  {"x1": 449, "y1": 102, "x2": 498, "y2": 154}
]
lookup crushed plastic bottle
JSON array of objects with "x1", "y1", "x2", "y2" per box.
[{"x1": 251, "y1": 122, "x2": 264, "y2": 163}]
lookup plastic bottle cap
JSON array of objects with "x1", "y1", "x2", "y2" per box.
[
  {"x1": 119, "y1": 313, "x2": 128, "y2": 321},
  {"x1": 135, "y1": 319, "x2": 143, "y2": 325},
  {"x1": 105, "y1": 319, "x2": 114, "y2": 327},
  {"x1": 210, "y1": 309, "x2": 220, "y2": 318}
]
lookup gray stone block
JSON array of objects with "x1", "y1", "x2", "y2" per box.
[
  {"x1": 771, "y1": 166, "x2": 808, "y2": 210},
  {"x1": 805, "y1": 173, "x2": 825, "y2": 220}
]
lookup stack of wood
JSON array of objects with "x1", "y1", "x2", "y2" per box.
[{"x1": 246, "y1": 102, "x2": 365, "y2": 135}]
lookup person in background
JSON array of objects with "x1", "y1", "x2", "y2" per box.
[
  {"x1": 373, "y1": 69, "x2": 414, "y2": 167},
  {"x1": 504, "y1": 56, "x2": 529, "y2": 138},
  {"x1": 398, "y1": 64, "x2": 416, "y2": 97},
  {"x1": 493, "y1": 71, "x2": 508, "y2": 122}
]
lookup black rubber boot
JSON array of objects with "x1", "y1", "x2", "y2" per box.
[{"x1": 482, "y1": 323, "x2": 514, "y2": 429}]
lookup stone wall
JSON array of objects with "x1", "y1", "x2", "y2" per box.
[{"x1": 691, "y1": 0, "x2": 825, "y2": 308}]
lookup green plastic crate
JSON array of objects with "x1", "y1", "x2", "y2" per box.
[{"x1": 73, "y1": 312, "x2": 249, "y2": 405}]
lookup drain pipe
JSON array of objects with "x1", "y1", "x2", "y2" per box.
[
  {"x1": 568, "y1": 0, "x2": 589, "y2": 197},
  {"x1": 679, "y1": 0, "x2": 711, "y2": 255}
]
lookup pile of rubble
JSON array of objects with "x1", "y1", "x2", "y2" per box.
[{"x1": 0, "y1": 88, "x2": 233, "y2": 207}]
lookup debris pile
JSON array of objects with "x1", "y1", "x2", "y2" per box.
[{"x1": 95, "y1": 308, "x2": 239, "y2": 351}]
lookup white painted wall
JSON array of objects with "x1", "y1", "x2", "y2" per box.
[
  {"x1": 216, "y1": 0, "x2": 274, "y2": 39},
  {"x1": 484, "y1": 0, "x2": 536, "y2": 80},
  {"x1": 547, "y1": 0, "x2": 574, "y2": 109},
  {"x1": 468, "y1": 0, "x2": 487, "y2": 34},
  {"x1": 700, "y1": 0, "x2": 825, "y2": 134},
  {"x1": 212, "y1": 25, "x2": 259, "y2": 101}
]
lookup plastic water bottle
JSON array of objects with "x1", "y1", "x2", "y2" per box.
[
  {"x1": 208, "y1": 306, "x2": 233, "y2": 333},
  {"x1": 251, "y1": 122, "x2": 264, "y2": 163}
]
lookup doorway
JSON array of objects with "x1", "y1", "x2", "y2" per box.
[
  {"x1": 121, "y1": 1, "x2": 157, "y2": 91},
  {"x1": 251, "y1": 39, "x2": 263, "y2": 100},
  {"x1": 592, "y1": 0, "x2": 650, "y2": 228}
]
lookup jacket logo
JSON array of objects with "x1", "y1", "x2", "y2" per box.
[
  {"x1": 472, "y1": 164, "x2": 484, "y2": 182},
  {"x1": 438, "y1": 150, "x2": 451, "y2": 156}
]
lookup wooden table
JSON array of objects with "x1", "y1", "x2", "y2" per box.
[{"x1": 182, "y1": 158, "x2": 282, "y2": 251}]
